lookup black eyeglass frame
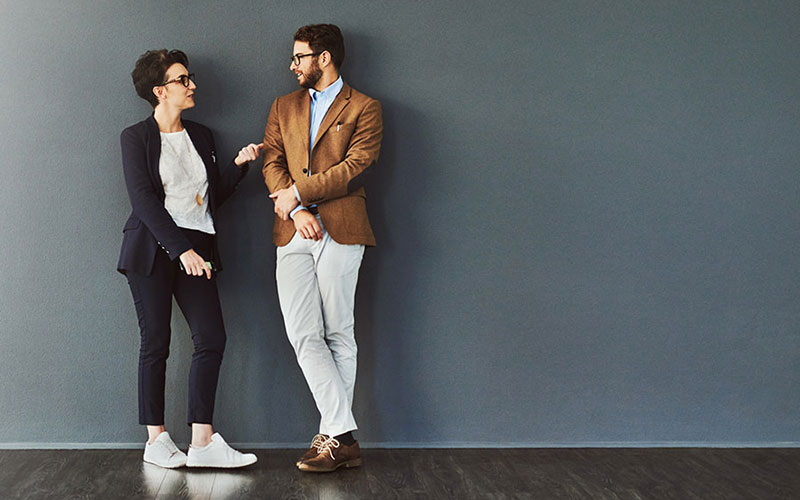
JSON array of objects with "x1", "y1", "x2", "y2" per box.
[
  {"x1": 291, "y1": 52, "x2": 322, "y2": 66},
  {"x1": 159, "y1": 73, "x2": 195, "y2": 88}
]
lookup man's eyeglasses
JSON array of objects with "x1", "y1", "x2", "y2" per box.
[
  {"x1": 159, "y1": 73, "x2": 195, "y2": 88},
  {"x1": 291, "y1": 52, "x2": 321, "y2": 66}
]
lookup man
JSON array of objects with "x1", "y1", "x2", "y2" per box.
[{"x1": 262, "y1": 24, "x2": 382, "y2": 472}]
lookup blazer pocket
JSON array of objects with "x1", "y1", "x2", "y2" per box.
[
  {"x1": 332, "y1": 123, "x2": 355, "y2": 146},
  {"x1": 335, "y1": 121, "x2": 355, "y2": 134}
]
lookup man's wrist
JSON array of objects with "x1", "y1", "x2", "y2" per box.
[{"x1": 289, "y1": 205, "x2": 308, "y2": 220}]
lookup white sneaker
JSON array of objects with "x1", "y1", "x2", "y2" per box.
[
  {"x1": 186, "y1": 433, "x2": 257, "y2": 468},
  {"x1": 143, "y1": 431, "x2": 187, "y2": 468}
]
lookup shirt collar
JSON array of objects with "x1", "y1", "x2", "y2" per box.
[{"x1": 309, "y1": 75, "x2": 343, "y2": 101}]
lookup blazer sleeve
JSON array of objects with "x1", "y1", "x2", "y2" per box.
[
  {"x1": 120, "y1": 127, "x2": 192, "y2": 260},
  {"x1": 208, "y1": 127, "x2": 249, "y2": 208},
  {"x1": 261, "y1": 97, "x2": 294, "y2": 193},
  {"x1": 294, "y1": 99, "x2": 382, "y2": 204}
]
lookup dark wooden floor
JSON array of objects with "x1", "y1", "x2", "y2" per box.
[{"x1": 1, "y1": 448, "x2": 799, "y2": 499}]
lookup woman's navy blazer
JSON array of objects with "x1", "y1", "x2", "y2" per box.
[{"x1": 117, "y1": 115, "x2": 248, "y2": 275}]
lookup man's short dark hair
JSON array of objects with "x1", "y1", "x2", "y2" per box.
[
  {"x1": 294, "y1": 24, "x2": 345, "y2": 70},
  {"x1": 131, "y1": 49, "x2": 188, "y2": 108}
]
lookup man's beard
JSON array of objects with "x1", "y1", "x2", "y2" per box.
[{"x1": 299, "y1": 61, "x2": 323, "y2": 89}]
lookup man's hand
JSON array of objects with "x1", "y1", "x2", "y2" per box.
[
  {"x1": 269, "y1": 186, "x2": 300, "y2": 220},
  {"x1": 293, "y1": 210, "x2": 322, "y2": 241},
  {"x1": 235, "y1": 143, "x2": 264, "y2": 166},
  {"x1": 179, "y1": 249, "x2": 211, "y2": 280}
]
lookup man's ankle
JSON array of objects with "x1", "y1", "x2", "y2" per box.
[{"x1": 334, "y1": 431, "x2": 355, "y2": 446}]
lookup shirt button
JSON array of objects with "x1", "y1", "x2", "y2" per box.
[{"x1": 302, "y1": 168, "x2": 308, "y2": 174}]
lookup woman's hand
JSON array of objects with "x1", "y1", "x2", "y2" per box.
[
  {"x1": 179, "y1": 249, "x2": 211, "y2": 279},
  {"x1": 234, "y1": 143, "x2": 264, "y2": 166}
]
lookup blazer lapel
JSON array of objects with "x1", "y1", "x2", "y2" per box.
[
  {"x1": 300, "y1": 92, "x2": 311, "y2": 155},
  {"x1": 312, "y1": 83, "x2": 351, "y2": 151},
  {"x1": 284, "y1": 91, "x2": 311, "y2": 164},
  {"x1": 144, "y1": 115, "x2": 165, "y2": 199}
]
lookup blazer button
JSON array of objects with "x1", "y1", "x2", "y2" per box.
[{"x1": 302, "y1": 168, "x2": 308, "y2": 174}]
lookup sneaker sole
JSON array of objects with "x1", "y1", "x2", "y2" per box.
[
  {"x1": 143, "y1": 458, "x2": 186, "y2": 469},
  {"x1": 297, "y1": 457, "x2": 362, "y2": 473},
  {"x1": 185, "y1": 456, "x2": 258, "y2": 468}
]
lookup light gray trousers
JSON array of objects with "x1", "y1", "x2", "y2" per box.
[{"x1": 276, "y1": 215, "x2": 365, "y2": 437}]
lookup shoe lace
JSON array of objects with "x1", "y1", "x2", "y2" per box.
[
  {"x1": 318, "y1": 437, "x2": 340, "y2": 461},
  {"x1": 310, "y1": 433, "x2": 328, "y2": 452}
]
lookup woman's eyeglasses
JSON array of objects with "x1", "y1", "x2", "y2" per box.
[{"x1": 159, "y1": 73, "x2": 195, "y2": 88}]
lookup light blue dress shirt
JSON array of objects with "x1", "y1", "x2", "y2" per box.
[{"x1": 291, "y1": 76, "x2": 344, "y2": 219}]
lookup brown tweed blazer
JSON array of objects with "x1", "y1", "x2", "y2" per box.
[{"x1": 262, "y1": 82, "x2": 383, "y2": 247}]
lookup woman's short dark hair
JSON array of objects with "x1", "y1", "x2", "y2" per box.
[
  {"x1": 131, "y1": 49, "x2": 188, "y2": 108},
  {"x1": 294, "y1": 24, "x2": 345, "y2": 70}
]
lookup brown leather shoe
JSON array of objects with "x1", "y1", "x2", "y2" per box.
[
  {"x1": 295, "y1": 434, "x2": 329, "y2": 466},
  {"x1": 297, "y1": 437, "x2": 361, "y2": 472}
]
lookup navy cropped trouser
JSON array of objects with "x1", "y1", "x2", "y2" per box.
[{"x1": 125, "y1": 228, "x2": 226, "y2": 426}]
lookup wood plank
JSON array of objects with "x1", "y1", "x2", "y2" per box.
[
  {"x1": 1, "y1": 448, "x2": 799, "y2": 499},
  {"x1": 222, "y1": 449, "x2": 317, "y2": 499}
]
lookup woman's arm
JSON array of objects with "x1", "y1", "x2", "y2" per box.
[
  {"x1": 120, "y1": 126, "x2": 192, "y2": 260},
  {"x1": 210, "y1": 130, "x2": 260, "y2": 208}
]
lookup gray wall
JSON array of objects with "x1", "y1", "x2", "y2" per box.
[{"x1": 1, "y1": 0, "x2": 799, "y2": 447}]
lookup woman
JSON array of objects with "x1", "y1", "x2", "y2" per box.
[{"x1": 117, "y1": 49, "x2": 260, "y2": 468}]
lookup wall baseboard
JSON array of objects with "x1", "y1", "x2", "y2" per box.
[{"x1": 1, "y1": 441, "x2": 799, "y2": 450}]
